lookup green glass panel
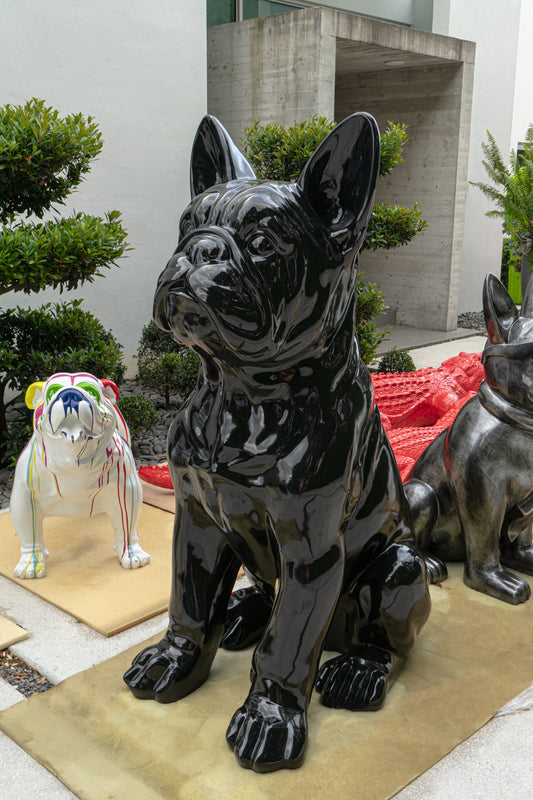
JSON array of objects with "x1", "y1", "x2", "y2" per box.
[
  {"x1": 243, "y1": 1, "x2": 303, "y2": 20},
  {"x1": 207, "y1": 0, "x2": 236, "y2": 27}
]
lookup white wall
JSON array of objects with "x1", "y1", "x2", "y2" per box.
[
  {"x1": 1, "y1": 0, "x2": 206, "y2": 373},
  {"x1": 433, "y1": 0, "x2": 522, "y2": 312},
  {"x1": 511, "y1": 0, "x2": 533, "y2": 147}
]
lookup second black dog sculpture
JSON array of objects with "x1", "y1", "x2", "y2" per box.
[
  {"x1": 124, "y1": 114, "x2": 430, "y2": 771},
  {"x1": 406, "y1": 273, "x2": 533, "y2": 605}
]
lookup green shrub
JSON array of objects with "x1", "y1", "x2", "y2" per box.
[
  {"x1": 137, "y1": 320, "x2": 200, "y2": 408},
  {"x1": 241, "y1": 116, "x2": 426, "y2": 364},
  {"x1": 356, "y1": 274, "x2": 391, "y2": 364},
  {"x1": 0, "y1": 98, "x2": 129, "y2": 467},
  {"x1": 0, "y1": 98, "x2": 103, "y2": 222},
  {"x1": 117, "y1": 394, "x2": 160, "y2": 445},
  {"x1": 471, "y1": 125, "x2": 533, "y2": 270},
  {"x1": 376, "y1": 347, "x2": 417, "y2": 374},
  {"x1": 501, "y1": 237, "x2": 511, "y2": 288},
  {"x1": 1, "y1": 300, "x2": 125, "y2": 465}
]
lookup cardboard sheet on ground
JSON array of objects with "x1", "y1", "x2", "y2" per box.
[
  {"x1": 0, "y1": 615, "x2": 28, "y2": 649},
  {"x1": 2, "y1": 564, "x2": 533, "y2": 800},
  {"x1": 0, "y1": 506, "x2": 174, "y2": 636}
]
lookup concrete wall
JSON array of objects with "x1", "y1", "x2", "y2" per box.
[
  {"x1": 432, "y1": 0, "x2": 522, "y2": 313},
  {"x1": 208, "y1": 10, "x2": 336, "y2": 138},
  {"x1": 511, "y1": 0, "x2": 533, "y2": 147},
  {"x1": 337, "y1": 62, "x2": 473, "y2": 328},
  {"x1": 208, "y1": 7, "x2": 474, "y2": 330},
  {"x1": 2, "y1": 0, "x2": 206, "y2": 372}
]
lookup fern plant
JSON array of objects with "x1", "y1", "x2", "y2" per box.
[{"x1": 471, "y1": 125, "x2": 533, "y2": 270}]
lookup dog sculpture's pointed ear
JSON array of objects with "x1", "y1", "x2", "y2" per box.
[
  {"x1": 483, "y1": 273, "x2": 519, "y2": 343},
  {"x1": 298, "y1": 113, "x2": 380, "y2": 253},
  {"x1": 190, "y1": 116, "x2": 256, "y2": 197}
]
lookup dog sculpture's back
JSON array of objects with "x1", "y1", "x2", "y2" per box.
[{"x1": 124, "y1": 114, "x2": 430, "y2": 772}]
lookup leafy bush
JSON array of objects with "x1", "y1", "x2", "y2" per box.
[
  {"x1": 117, "y1": 395, "x2": 160, "y2": 445},
  {"x1": 0, "y1": 301, "x2": 125, "y2": 465},
  {"x1": 356, "y1": 274, "x2": 391, "y2": 364},
  {"x1": 137, "y1": 320, "x2": 200, "y2": 408},
  {"x1": 0, "y1": 98, "x2": 129, "y2": 466},
  {"x1": 364, "y1": 202, "x2": 427, "y2": 251},
  {"x1": 242, "y1": 117, "x2": 409, "y2": 183},
  {"x1": 501, "y1": 237, "x2": 511, "y2": 288},
  {"x1": 0, "y1": 211, "x2": 127, "y2": 296},
  {"x1": 471, "y1": 125, "x2": 533, "y2": 270},
  {"x1": 376, "y1": 347, "x2": 417, "y2": 374},
  {"x1": 0, "y1": 98, "x2": 103, "y2": 222}
]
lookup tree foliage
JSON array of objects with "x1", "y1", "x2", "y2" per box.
[
  {"x1": 471, "y1": 125, "x2": 533, "y2": 268},
  {"x1": 0, "y1": 99, "x2": 128, "y2": 465},
  {"x1": 137, "y1": 320, "x2": 200, "y2": 409}
]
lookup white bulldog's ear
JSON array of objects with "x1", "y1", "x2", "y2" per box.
[
  {"x1": 25, "y1": 381, "x2": 45, "y2": 410},
  {"x1": 101, "y1": 379, "x2": 119, "y2": 404}
]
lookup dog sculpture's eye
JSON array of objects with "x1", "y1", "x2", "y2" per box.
[
  {"x1": 45, "y1": 383, "x2": 63, "y2": 403},
  {"x1": 77, "y1": 382, "x2": 101, "y2": 402},
  {"x1": 246, "y1": 234, "x2": 275, "y2": 258}
]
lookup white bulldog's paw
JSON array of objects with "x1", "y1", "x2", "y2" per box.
[
  {"x1": 14, "y1": 550, "x2": 47, "y2": 579},
  {"x1": 119, "y1": 543, "x2": 151, "y2": 570}
]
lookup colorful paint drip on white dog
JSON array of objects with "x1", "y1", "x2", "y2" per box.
[{"x1": 10, "y1": 373, "x2": 150, "y2": 579}]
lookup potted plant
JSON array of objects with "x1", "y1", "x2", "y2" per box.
[{"x1": 471, "y1": 125, "x2": 533, "y2": 299}]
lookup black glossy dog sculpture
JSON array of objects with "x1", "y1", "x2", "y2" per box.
[
  {"x1": 124, "y1": 114, "x2": 430, "y2": 772},
  {"x1": 406, "y1": 273, "x2": 533, "y2": 605}
]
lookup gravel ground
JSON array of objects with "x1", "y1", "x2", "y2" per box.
[
  {"x1": 457, "y1": 310, "x2": 485, "y2": 330},
  {"x1": 0, "y1": 649, "x2": 54, "y2": 697}
]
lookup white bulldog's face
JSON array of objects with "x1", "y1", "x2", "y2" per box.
[{"x1": 26, "y1": 373, "x2": 121, "y2": 468}]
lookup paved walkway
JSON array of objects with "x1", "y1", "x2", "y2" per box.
[{"x1": 2, "y1": 326, "x2": 533, "y2": 799}]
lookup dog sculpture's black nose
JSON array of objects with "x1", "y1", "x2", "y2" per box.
[{"x1": 187, "y1": 236, "x2": 229, "y2": 265}]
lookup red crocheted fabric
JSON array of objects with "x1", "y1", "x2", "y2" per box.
[
  {"x1": 372, "y1": 352, "x2": 484, "y2": 481},
  {"x1": 139, "y1": 351, "x2": 485, "y2": 489}
]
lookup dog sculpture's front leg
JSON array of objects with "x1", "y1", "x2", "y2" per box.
[
  {"x1": 226, "y1": 527, "x2": 345, "y2": 772},
  {"x1": 10, "y1": 447, "x2": 48, "y2": 579},
  {"x1": 124, "y1": 496, "x2": 240, "y2": 701},
  {"x1": 106, "y1": 464, "x2": 150, "y2": 570},
  {"x1": 459, "y1": 495, "x2": 531, "y2": 604}
]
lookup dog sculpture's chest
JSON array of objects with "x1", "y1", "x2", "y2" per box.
[{"x1": 29, "y1": 432, "x2": 125, "y2": 517}]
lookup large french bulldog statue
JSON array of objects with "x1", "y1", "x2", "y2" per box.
[
  {"x1": 406, "y1": 273, "x2": 533, "y2": 605},
  {"x1": 124, "y1": 115, "x2": 430, "y2": 772},
  {"x1": 11, "y1": 372, "x2": 149, "y2": 578}
]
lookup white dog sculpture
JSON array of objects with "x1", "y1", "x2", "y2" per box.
[{"x1": 10, "y1": 372, "x2": 150, "y2": 579}]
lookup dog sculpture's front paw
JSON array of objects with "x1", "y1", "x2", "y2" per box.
[
  {"x1": 464, "y1": 566, "x2": 531, "y2": 605},
  {"x1": 221, "y1": 586, "x2": 272, "y2": 650},
  {"x1": 423, "y1": 553, "x2": 448, "y2": 584},
  {"x1": 118, "y1": 543, "x2": 151, "y2": 570},
  {"x1": 14, "y1": 550, "x2": 48, "y2": 580},
  {"x1": 226, "y1": 694, "x2": 307, "y2": 772},
  {"x1": 315, "y1": 646, "x2": 399, "y2": 711},
  {"x1": 123, "y1": 635, "x2": 208, "y2": 702}
]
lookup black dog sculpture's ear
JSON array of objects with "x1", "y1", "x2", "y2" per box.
[
  {"x1": 483, "y1": 273, "x2": 519, "y2": 343},
  {"x1": 298, "y1": 113, "x2": 380, "y2": 253},
  {"x1": 190, "y1": 116, "x2": 256, "y2": 197}
]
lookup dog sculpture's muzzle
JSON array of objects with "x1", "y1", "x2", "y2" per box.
[{"x1": 47, "y1": 388, "x2": 104, "y2": 443}]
